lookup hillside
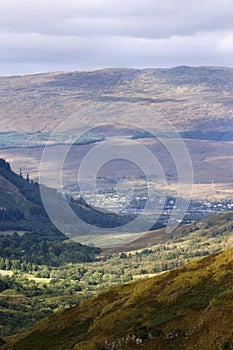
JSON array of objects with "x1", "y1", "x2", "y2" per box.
[
  {"x1": 0, "y1": 67, "x2": 233, "y2": 202},
  {"x1": 0, "y1": 158, "x2": 50, "y2": 230},
  {"x1": 1, "y1": 207, "x2": 233, "y2": 339},
  {"x1": 0, "y1": 66, "x2": 233, "y2": 133},
  {"x1": 103, "y1": 210, "x2": 233, "y2": 253},
  {"x1": 1, "y1": 247, "x2": 233, "y2": 350},
  {"x1": 0, "y1": 158, "x2": 132, "y2": 267},
  {"x1": 0, "y1": 158, "x2": 129, "y2": 232}
]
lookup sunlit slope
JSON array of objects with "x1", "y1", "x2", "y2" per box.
[
  {"x1": 0, "y1": 66, "x2": 233, "y2": 133},
  {"x1": 104, "y1": 210, "x2": 233, "y2": 253},
  {"x1": 2, "y1": 247, "x2": 233, "y2": 350}
]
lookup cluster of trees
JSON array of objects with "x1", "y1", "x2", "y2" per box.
[
  {"x1": 0, "y1": 257, "x2": 35, "y2": 272},
  {"x1": 0, "y1": 208, "x2": 25, "y2": 221},
  {"x1": 0, "y1": 231, "x2": 100, "y2": 266},
  {"x1": 0, "y1": 273, "x2": 81, "y2": 336},
  {"x1": 71, "y1": 199, "x2": 130, "y2": 228}
]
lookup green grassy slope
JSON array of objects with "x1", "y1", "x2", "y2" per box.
[
  {"x1": 104, "y1": 210, "x2": 233, "y2": 253},
  {"x1": 2, "y1": 247, "x2": 233, "y2": 350},
  {"x1": 1, "y1": 207, "x2": 233, "y2": 339}
]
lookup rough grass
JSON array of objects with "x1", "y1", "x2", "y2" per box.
[
  {"x1": 0, "y1": 290, "x2": 24, "y2": 297},
  {"x1": 1, "y1": 247, "x2": 233, "y2": 350},
  {"x1": 104, "y1": 210, "x2": 233, "y2": 253}
]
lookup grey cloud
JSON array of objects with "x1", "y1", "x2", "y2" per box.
[
  {"x1": 0, "y1": 0, "x2": 233, "y2": 38},
  {"x1": 0, "y1": 31, "x2": 232, "y2": 71},
  {"x1": 0, "y1": 0, "x2": 233, "y2": 74}
]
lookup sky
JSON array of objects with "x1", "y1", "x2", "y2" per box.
[{"x1": 0, "y1": 0, "x2": 233, "y2": 75}]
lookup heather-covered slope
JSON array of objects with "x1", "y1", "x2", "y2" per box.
[
  {"x1": 0, "y1": 66, "x2": 233, "y2": 133},
  {"x1": 2, "y1": 247, "x2": 233, "y2": 350}
]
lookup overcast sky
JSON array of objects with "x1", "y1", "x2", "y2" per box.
[{"x1": 0, "y1": 0, "x2": 233, "y2": 75}]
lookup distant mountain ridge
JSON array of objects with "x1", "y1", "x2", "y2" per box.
[
  {"x1": 0, "y1": 66, "x2": 233, "y2": 133},
  {"x1": 1, "y1": 66, "x2": 233, "y2": 204}
]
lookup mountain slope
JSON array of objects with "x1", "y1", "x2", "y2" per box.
[
  {"x1": 0, "y1": 66, "x2": 233, "y2": 133},
  {"x1": 0, "y1": 158, "x2": 50, "y2": 230},
  {"x1": 2, "y1": 247, "x2": 233, "y2": 350},
  {"x1": 1, "y1": 67, "x2": 233, "y2": 204},
  {"x1": 103, "y1": 209, "x2": 233, "y2": 253},
  {"x1": 0, "y1": 158, "x2": 129, "y2": 232}
]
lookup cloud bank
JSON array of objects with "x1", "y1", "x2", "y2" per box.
[{"x1": 0, "y1": 0, "x2": 233, "y2": 75}]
